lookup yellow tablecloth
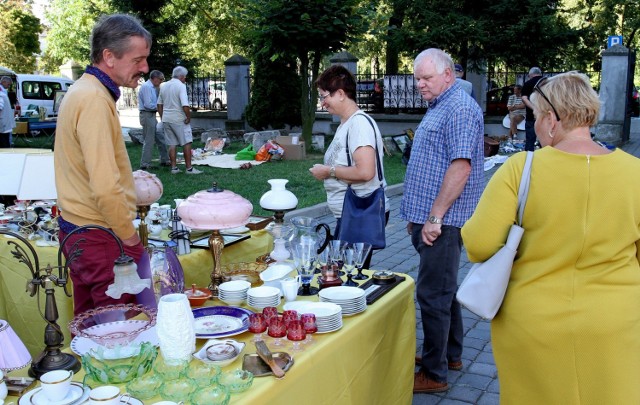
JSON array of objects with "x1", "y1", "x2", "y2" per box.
[
  {"x1": 7, "y1": 271, "x2": 416, "y2": 405},
  {"x1": 0, "y1": 230, "x2": 273, "y2": 357}
]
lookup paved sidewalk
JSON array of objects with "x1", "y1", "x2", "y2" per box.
[{"x1": 288, "y1": 118, "x2": 640, "y2": 404}]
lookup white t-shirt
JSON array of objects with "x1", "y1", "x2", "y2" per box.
[
  {"x1": 157, "y1": 78, "x2": 189, "y2": 124},
  {"x1": 323, "y1": 112, "x2": 389, "y2": 218}
]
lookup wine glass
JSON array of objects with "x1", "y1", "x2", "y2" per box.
[
  {"x1": 342, "y1": 247, "x2": 358, "y2": 286},
  {"x1": 268, "y1": 316, "x2": 287, "y2": 347},
  {"x1": 282, "y1": 310, "x2": 298, "y2": 328},
  {"x1": 353, "y1": 242, "x2": 372, "y2": 280},
  {"x1": 262, "y1": 307, "x2": 279, "y2": 326},
  {"x1": 248, "y1": 313, "x2": 267, "y2": 342},
  {"x1": 316, "y1": 247, "x2": 329, "y2": 274},
  {"x1": 286, "y1": 320, "x2": 306, "y2": 351},
  {"x1": 292, "y1": 241, "x2": 318, "y2": 296},
  {"x1": 328, "y1": 239, "x2": 345, "y2": 276},
  {"x1": 300, "y1": 313, "x2": 317, "y2": 345}
]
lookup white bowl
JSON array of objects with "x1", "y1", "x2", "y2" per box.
[
  {"x1": 219, "y1": 280, "x2": 251, "y2": 292},
  {"x1": 192, "y1": 339, "x2": 245, "y2": 367}
]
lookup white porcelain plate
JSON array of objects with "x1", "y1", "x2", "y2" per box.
[
  {"x1": 119, "y1": 395, "x2": 143, "y2": 405},
  {"x1": 283, "y1": 301, "x2": 342, "y2": 318},
  {"x1": 318, "y1": 286, "x2": 365, "y2": 301},
  {"x1": 70, "y1": 324, "x2": 159, "y2": 358},
  {"x1": 21, "y1": 382, "x2": 89, "y2": 405}
]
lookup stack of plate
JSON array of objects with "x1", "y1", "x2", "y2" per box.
[
  {"x1": 282, "y1": 301, "x2": 343, "y2": 333},
  {"x1": 246, "y1": 286, "x2": 281, "y2": 310},
  {"x1": 318, "y1": 286, "x2": 367, "y2": 316},
  {"x1": 218, "y1": 280, "x2": 251, "y2": 305}
]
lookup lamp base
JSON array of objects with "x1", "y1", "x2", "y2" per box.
[{"x1": 29, "y1": 352, "x2": 81, "y2": 379}]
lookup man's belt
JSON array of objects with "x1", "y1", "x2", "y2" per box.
[{"x1": 140, "y1": 110, "x2": 157, "y2": 113}]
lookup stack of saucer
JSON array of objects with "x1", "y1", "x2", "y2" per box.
[
  {"x1": 283, "y1": 301, "x2": 343, "y2": 333},
  {"x1": 246, "y1": 286, "x2": 281, "y2": 310},
  {"x1": 218, "y1": 280, "x2": 251, "y2": 305},
  {"x1": 318, "y1": 286, "x2": 367, "y2": 316}
]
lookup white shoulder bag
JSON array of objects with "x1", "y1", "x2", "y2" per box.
[{"x1": 456, "y1": 151, "x2": 533, "y2": 320}]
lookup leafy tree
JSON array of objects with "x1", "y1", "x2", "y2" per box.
[
  {"x1": 241, "y1": 0, "x2": 370, "y2": 146},
  {"x1": 0, "y1": 0, "x2": 42, "y2": 73}
]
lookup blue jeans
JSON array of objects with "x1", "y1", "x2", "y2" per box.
[
  {"x1": 411, "y1": 223, "x2": 463, "y2": 383},
  {"x1": 525, "y1": 120, "x2": 537, "y2": 151}
]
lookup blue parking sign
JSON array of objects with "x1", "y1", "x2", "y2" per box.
[{"x1": 608, "y1": 35, "x2": 623, "y2": 48}]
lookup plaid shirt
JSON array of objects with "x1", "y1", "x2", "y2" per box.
[{"x1": 400, "y1": 81, "x2": 485, "y2": 228}]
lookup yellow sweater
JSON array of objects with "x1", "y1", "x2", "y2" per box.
[
  {"x1": 462, "y1": 148, "x2": 640, "y2": 404},
  {"x1": 54, "y1": 74, "x2": 137, "y2": 240}
]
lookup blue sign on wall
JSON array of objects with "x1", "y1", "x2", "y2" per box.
[{"x1": 608, "y1": 35, "x2": 623, "y2": 48}]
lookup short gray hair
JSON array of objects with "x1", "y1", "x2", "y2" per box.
[
  {"x1": 528, "y1": 67, "x2": 542, "y2": 76},
  {"x1": 172, "y1": 66, "x2": 188, "y2": 79},
  {"x1": 149, "y1": 70, "x2": 164, "y2": 80},
  {"x1": 0, "y1": 76, "x2": 12, "y2": 85},
  {"x1": 90, "y1": 14, "x2": 151, "y2": 64},
  {"x1": 414, "y1": 49, "x2": 454, "y2": 75}
]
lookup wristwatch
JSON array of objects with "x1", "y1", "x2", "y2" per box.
[
  {"x1": 329, "y1": 166, "x2": 336, "y2": 179},
  {"x1": 427, "y1": 215, "x2": 443, "y2": 224}
]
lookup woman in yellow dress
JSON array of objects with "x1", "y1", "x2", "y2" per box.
[{"x1": 461, "y1": 72, "x2": 640, "y2": 404}]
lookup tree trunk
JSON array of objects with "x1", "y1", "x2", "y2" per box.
[{"x1": 298, "y1": 53, "x2": 315, "y2": 149}]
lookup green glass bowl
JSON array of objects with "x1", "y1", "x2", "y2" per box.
[
  {"x1": 190, "y1": 384, "x2": 230, "y2": 405},
  {"x1": 185, "y1": 362, "x2": 222, "y2": 387},
  {"x1": 81, "y1": 342, "x2": 157, "y2": 384},
  {"x1": 218, "y1": 369, "x2": 254, "y2": 393},
  {"x1": 125, "y1": 373, "x2": 162, "y2": 400},
  {"x1": 153, "y1": 357, "x2": 189, "y2": 380},
  {"x1": 160, "y1": 378, "x2": 197, "y2": 402}
]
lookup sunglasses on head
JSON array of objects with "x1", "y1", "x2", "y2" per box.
[{"x1": 534, "y1": 77, "x2": 561, "y2": 121}]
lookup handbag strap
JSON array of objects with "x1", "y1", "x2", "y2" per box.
[
  {"x1": 516, "y1": 151, "x2": 534, "y2": 225},
  {"x1": 345, "y1": 113, "x2": 383, "y2": 183}
]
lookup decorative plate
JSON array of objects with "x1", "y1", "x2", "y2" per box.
[
  {"x1": 70, "y1": 324, "x2": 159, "y2": 358},
  {"x1": 192, "y1": 306, "x2": 254, "y2": 339}
]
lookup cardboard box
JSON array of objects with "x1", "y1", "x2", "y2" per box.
[{"x1": 276, "y1": 136, "x2": 306, "y2": 160}]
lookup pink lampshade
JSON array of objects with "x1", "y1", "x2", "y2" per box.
[
  {"x1": 0, "y1": 319, "x2": 31, "y2": 372},
  {"x1": 133, "y1": 170, "x2": 163, "y2": 206}
]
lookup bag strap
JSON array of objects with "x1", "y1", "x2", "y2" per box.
[
  {"x1": 516, "y1": 151, "x2": 534, "y2": 225},
  {"x1": 345, "y1": 113, "x2": 383, "y2": 183}
]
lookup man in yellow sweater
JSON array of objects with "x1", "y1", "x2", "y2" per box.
[{"x1": 54, "y1": 14, "x2": 152, "y2": 315}]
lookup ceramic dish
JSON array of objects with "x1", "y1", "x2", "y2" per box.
[
  {"x1": 70, "y1": 326, "x2": 159, "y2": 358},
  {"x1": 119, "y1": 395, "x2": 143, "y2": 405},
  {"x1": 19, "y1": 382, "x2": 89, "y2": 405},
  {"x1": 192, "y1": 339, "x2": 245, "y2": 367},
  {"x1": 192, "y1": 306, "x2": 254, "y2": 339}
]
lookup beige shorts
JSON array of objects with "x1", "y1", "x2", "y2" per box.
[{"x1": 163, "y1": 122, "x2": 193, "y2": 146}]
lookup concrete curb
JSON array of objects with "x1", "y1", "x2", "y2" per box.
[{"x1": 283, "y1": 183, "x2": 404, "y2": 221}]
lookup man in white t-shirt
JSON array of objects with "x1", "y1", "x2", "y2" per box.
[{"x1": 157, "y1": 66, "x2": 201, "y2": 175}]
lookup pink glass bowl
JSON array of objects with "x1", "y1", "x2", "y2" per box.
[{"x1": 68, "y1": 304, "x2": 157, "y2": 348}]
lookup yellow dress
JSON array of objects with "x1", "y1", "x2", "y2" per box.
[{"x1": 461, "y1": 148, "x2": 640, "y2": 404}]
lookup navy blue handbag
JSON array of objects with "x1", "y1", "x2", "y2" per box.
[{"x1": 337, "y1": 114, "x2": 386, "y2": 249}]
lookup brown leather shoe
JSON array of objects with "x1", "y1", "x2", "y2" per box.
[
  {"x1": 413, "y1": 371, "x2": 449, "y2": 393},
  {"x1": 414, "y1": 355, "x2": 463, "y2": 370}
]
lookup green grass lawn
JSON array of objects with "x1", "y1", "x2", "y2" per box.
[{"x1": 18, "y1": 133, "x2": 406, "y2": 216}]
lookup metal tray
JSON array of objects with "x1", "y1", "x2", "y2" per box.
[{"x1": 242, "y1": 352, "x2": 294, "y2": 377}]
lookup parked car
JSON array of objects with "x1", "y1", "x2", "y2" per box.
[
  {"x1": 485, "y1": 85, "x2": 514, "y2": 116},
  {"x1": 208, "y1": 81, "x2": 227, "y2": 110},
  {"x1": 15, "y1": 74, "x2": 74, "y2": 117}
]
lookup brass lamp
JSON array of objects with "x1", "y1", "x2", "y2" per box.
[{"x1": 177, "y1": 183, "x2": 253, "y2": 297}]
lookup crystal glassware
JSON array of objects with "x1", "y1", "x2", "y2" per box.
[
  {"x1": 267, "y1": 316, "x2": 287, "y2": 347},
  {"x1": 292, "y1": 241, "x2": 318, "y2": 295},
  {"x1": 262, "y1": 307, "x2": 279, "y2": 325},
  {"x1": 248, "y1": 313, "x2": 268, "y2": 342},
  {"x1": 300, "y1": 313, "x2": 317, "y2": 345},
  {"x1": 342, "y1": 247, "x2": 358, "y2": 286},
  {"x1": 282, "y1": 310, "x2": 298, "y2": 328},
  {"x1": 328, "y1": 239, "x2": 345, "y2": 276},
  {"x1": 286, "y1": 320, "x2": 306, "y2": 351},
  {"x1": 353, "y1": 242, "x2": 372, "y2": 280}
]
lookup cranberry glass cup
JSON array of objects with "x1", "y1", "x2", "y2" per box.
[
  {"x1": 248, "y1": 313, "x2": 267, "y2": 342},
  {"x1": 286, "y1": 320, "x2": 307, "y2": 351},
  {"x1": 267, "y1": 316, "x2": 287, "y2": 347},
  {"x1": 282, "y1": 310, "x2": 298, "y2": 328},
  {"x1": 262, "y1": 307, "x2": 279, "y2": 326},
  {"x1": 300, "y1": 313, "x2": 317, "y2": 345}
]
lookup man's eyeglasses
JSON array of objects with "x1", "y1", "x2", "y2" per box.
[
  {"x1": 318, "y1": 92, "x2": 333, "y2": 102},
  {"x1": 534, "y1": 77, "x2": 561, "y2": 121}
]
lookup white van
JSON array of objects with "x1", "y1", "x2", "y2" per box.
[{"x1": 15, "y1": 74, "x2": 74, "y2": 117}]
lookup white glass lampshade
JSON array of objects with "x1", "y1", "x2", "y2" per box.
[
  {"x1": 259, "y1": 179, "x2": 298, "y2": 211},
  {"x1": 133, "y1": 170, "x2": 163, "y2": 206},
  {"x1": 105, "y1": 256, "x2": 152, "y2": 299},
  {"x1": 0, "y1": 320, "x2": 31, "y2": 372}
]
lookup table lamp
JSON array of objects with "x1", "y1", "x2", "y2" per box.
[
  {"x1": 0, "y1": 224, "x2": 147, "y2": 378},
  {"x1": 133, "y1": 170, "x2": 163, "y2": 247},
  {"x1": 259, "y1": 179, "x2": 298, "y2": 263},
  {"x1": 177, "y1": 183, "x2": 253, "y2": 297}
]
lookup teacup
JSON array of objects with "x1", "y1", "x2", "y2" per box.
[
  {"x1": 88, "y1": 385, "x2": 120, "y2": 405},
  {"x1": 39, "y1": 370, "x2": 73, "y2": 402},
  {"x1": 280, "y1": 276, "x2": 301, "y2": 302}
]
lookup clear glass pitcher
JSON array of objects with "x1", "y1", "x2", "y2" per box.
[{"x1": 289, "y1": 216, "x2": 332, "y2": 253}]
